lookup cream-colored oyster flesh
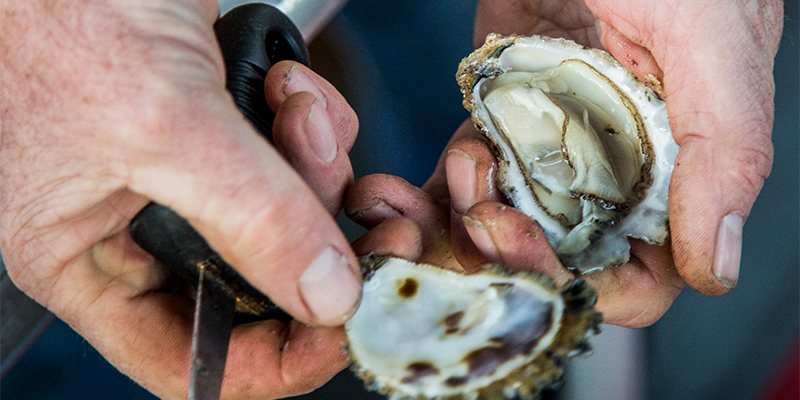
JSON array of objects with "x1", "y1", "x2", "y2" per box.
[
  {"x1": 346, "y1": 256, "x2": 601, "y2": 400},
  {"x1": 458, "y1": 34, "x2": 679, "y2": 273}
]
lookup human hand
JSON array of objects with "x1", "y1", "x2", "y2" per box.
[
  {"x1": 346, "y1": 0, "x2": 784, "y2": 327},
  {"x1": 1, "y1": 1, "x2": 360, "y2": 398},
  {"x1": 345, "y1": 121, "x2": 683, "y2": 327},
  {"x1": 347, "y1": 0, "x2": 784, "y2": 327},
  {"x1": 473, "y1": 0, "x2": 784, "y2": 296}
]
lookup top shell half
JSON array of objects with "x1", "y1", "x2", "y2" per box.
[{"x1": 457, "y1": 34, "x2": 679, "y2": 273}]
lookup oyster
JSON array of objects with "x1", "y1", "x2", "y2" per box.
[
  {"x1": 346, "y1": 256, "x2": 601, "y2": 400},
  {"x1": 457, "y1": 34, "x2": 679, "y2": 273}
]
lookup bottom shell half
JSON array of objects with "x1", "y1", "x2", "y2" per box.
[{"x1": 345, "y1": 256, "x2": 602, "y2": 400}]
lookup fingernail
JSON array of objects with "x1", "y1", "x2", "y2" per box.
[
  {"x1": 447, "y1": 149, "x2": 478, "y2": 215},
  {"x1": 463, "y1": 215, "x2": 501, "y2": 262},
  {"x1": 305, "y1": 99, "x2": 338, "y2": 163},
  {"x1": 713, "y1": 213, "x2": 743, "y2": 289},
  {"x1": 284, "y1": 66, "x2": 327, "y2": 107},
  {"x1": 352, "y1": 200, "x2": 403, "y2": 222},
  {"x1": 299, "y1": 246, "x2": 362, "y2": 324}
]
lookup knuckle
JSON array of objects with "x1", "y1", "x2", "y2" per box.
[
  {"x1": 332, "y1": 106, "x2": 359, "y2": 145},
  {"x1": 728, "y1": 131, "x2": 773, "y2": 198}
]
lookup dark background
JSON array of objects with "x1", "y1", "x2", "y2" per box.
[{"x1": 2, "y1": 0, "x2": 797, "y2": 399}]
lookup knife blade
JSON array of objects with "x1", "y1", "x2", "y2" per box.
[
  {"x1": 189, "y1": 264, "x2": 235, "y2": 400},
  {"x1": 129, "y1": 4, "x2": 310, "y2": 400}
]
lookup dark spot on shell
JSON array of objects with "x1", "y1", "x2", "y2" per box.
[
  {"x1": 443, "y1": 311, "x2": 465, "y2": 334},
  {"x1": 401, "y1": 361, "x2": 440, "y2": 384},
  {"x1": 465, "y1": 304, "x2": 552, "y2": 374},
  {"x1": 445, "y1": 295, "x2": 555, "y2": 384},
  {"x1": 398, "y1": 278, "x2": 418, "y2": 299},
  {"x1": 445, "y1": 376, "x2": 470, "y2": 387}
]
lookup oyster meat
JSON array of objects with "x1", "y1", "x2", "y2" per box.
[
  {"x1": 346, "y1": 256, "x2": 601, "y2": 400},
  {"x1": 457, "y1": 34, "x2": 679, "y2": 273}
]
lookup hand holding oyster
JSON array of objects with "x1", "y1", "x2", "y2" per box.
[
  {"x1": 346, "y1": 32, "x2": 686, "y2": 329},
  {"x1": 344, "y1": 0, "x2": 783, "y2": 395},
  {"x1": 343, "y1": 33, "x2": 682, "y2": 400}
]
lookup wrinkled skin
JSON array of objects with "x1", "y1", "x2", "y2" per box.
[
  {"x1": 0, "y1": 0, "x2": 785, "y2": 399},
  {"x1": 347, "y1": 0, "x2": 784, "y2": 327},
  {"x1": 1, "y1": 1, "x2": 364, "y2": 399}
]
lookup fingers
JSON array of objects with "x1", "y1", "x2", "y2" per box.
[
  {"x1": 346, "y1": 135, "x2": 682, "y2": 328},
  {"x1": 441, "y1": 132, "x2": 683, "y2": 326},
  {"x1": 462, "y1": 202, "x2": 684, "y2": 327},
  {"x1": 421, "y1": 119, "x2": 503, "y2": 271},
  {"x1": 463, "y1": 202, "x2": 574, "y2": 283},
  {"x1": 444, "y1": 133, "x2": 505, "y2": 271},
  {"x1": 587, "y1": 0, "x2": 782, "y2": 297},
  {"x1": 272, "y1": 91, "x2": 354, "y2": 214},
  {"x1": 668, "y1": 140, "x2": 763, "y2": 296},
  {"x1": 421, "y1": 119, "x2": 486, "y2": 198},
  {"x1": 575, "y1": 239, "x2": 683, "y2": 327},
  {"x1": 54, "y1": 60, "x2": 356, "y2": 400},
  {"x1": 345, "y1": 174, "x2": 457, "y2": 269},
  {"x1": 351, "y1": 217, "x2": 424, "y2": 261},
  {"x1": 265, "y1": 61, "x2": 358, "y2": 152},
  {"x1": 223, "y1": 321, "x2": 348, "y2": 399},
  {"x1": 127, "y1": 86, "x2": 360, "y2": 327},
  {"x1": 664, "y1": 26, "x2": 776, "y2": 295},
  {"x1": 595, "y1": 20, "x2": 664, "y2": 96},
  {"x1": 656, "y1": 11, "x2": 776, "y2": 296},
  {"x1": 266, "y1": 61, "x2": 359, "y2": 215},
  {"x1": 594, "y1": 239, "x2": 684, "y2": 327},
  {"x1": 51, "y1": 259, "x2": 347, "y2": 400}
]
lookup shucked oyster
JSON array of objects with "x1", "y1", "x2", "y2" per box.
[
  {"x1": 457, "y1": 34, "x2": 679, "y2": 273},
  {"x1": 346, "y1": 256, "x2": 601, "y2": 400}
]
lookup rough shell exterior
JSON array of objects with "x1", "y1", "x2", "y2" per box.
[{"x1": 346, "y1": 256, "x2": 602, "y2": 400}]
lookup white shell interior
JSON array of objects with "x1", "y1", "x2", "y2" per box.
[
  {"x1": 346, "y1": 258, "x2": 564, "y2": 398},
  {"x1": 470, "y1": 36, "x2": 679, "y2": 272}
]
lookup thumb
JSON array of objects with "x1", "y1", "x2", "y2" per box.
[
  {"x1": 127, "y1": 88, "x2": 361, "y2": 326},
  {"x1": 658, "y1": 17, "x2": 777, "y2": 296},
  {"x1": 670, "y1": 133, "x2": 771, "y2": 295},
  {"x1": 591, "y1": 2, "x2": 780, "y2": 296}
]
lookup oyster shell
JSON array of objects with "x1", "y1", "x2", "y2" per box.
[
  {"x1": 457, "y1": 34, "x2": 679, "y2": 273},
  {"x1": 346, "y1": 256, "x2": 601, "y2": 400}
]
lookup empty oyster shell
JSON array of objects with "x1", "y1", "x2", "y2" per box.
[
  {"x1": 346, "y1": 256, "x2": 601, "y2": 400},
  {"x1": 457, "y1": 34, "x2": 679, "y2": 273}
]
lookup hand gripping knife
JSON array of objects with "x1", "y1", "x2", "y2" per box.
[{"x1": 130, "y1": 4, "x2": 313, "y2": 400}]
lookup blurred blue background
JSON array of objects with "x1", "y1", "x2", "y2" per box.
[{"x1": 2, "y1": 0, "x2": 797, "y2": 399}]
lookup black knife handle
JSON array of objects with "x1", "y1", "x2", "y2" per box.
[
  {"x1": 130, "y1": 4, "x2": 309, "y2": 323},
  {"x1": 215, "y1": 3, "x2": 310, "y2": 141},
  {"x1": 130, "y1": 204, "x2": 287, "y2": 322}
]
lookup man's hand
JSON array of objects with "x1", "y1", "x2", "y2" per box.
[
  {"x1": 1, "y1": 1, "x2": 360, "y2": 398},
  {"x1": 345, "y1": 122, "x2": 684, "y2": 327},
  {"x1": 474, "y1": 0, "x2": 784, "y2": 295},
  {"x1": 346, "y1": 0, "x2": 784, "y2": 327}
]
